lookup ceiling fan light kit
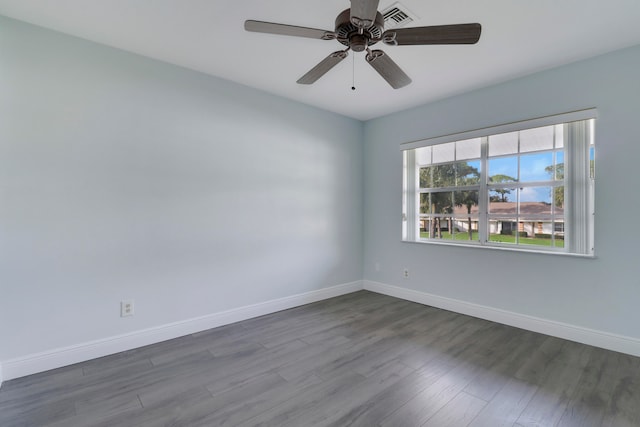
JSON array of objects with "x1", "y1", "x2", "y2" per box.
[{"x1": 245, "y1": 0, "x2": 481, "y2": 89}]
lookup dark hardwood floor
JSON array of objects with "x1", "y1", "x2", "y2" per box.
[{"x1": 1, "y1": 290, "x2": 639, "y2": 426}]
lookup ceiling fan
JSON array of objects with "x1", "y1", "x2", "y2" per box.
[{"x1": 245, "y1": 0, "x2": 481, "y2": 89}]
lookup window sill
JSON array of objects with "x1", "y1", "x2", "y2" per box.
[{"x1": 402, "y1": 238, "x2": 596, "y2": 258}]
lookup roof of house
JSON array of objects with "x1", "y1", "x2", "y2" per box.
[{"x1": 452, "y1": 202, "x2": 563, "y2": 216}]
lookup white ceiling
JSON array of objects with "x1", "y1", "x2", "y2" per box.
[{"x1": 1, "y1": 0, "x2": 640, "y2": 121}]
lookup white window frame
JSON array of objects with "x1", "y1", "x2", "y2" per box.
[{"x1": 401, "y1": 109, "x2": 596, "y2": 256}]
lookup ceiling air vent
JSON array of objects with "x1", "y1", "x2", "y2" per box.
[{"x1": 381, "y1": 2, "x2": 417, "y2": 29}]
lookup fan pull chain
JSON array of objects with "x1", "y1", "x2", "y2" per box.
[{"x1": 351, "y1": 53, "x2": 356, "y2": 91}]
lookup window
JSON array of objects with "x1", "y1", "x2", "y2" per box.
[{"x1": 402, "y1": 110, "x2": 595, "y2": 255}]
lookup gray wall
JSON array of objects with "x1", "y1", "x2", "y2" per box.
[
  {"x1": 0, "y1": 16, "x2": 364, "y2": 361},
  {"x1": 363, "y1": 44, "x2": 640, "y2": 339}
]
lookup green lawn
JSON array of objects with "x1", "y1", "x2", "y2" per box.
[
  {"x1": 420, "y1": 231, "x2": 479, "y2": 241},
  {"x1": 420, "y1": 231, "x2": 564, "y2": 247}
]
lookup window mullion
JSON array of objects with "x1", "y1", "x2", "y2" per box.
[{"x1": 479, "y1": 136, "x2": 489, "y2": 243}]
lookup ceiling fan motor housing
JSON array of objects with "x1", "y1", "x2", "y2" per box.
[{"x1": 335, "y1": 9, "x2": 384, "y2": 52}]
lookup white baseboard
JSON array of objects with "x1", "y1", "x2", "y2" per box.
[
  {"x1": 1, "y1": 281, "x2": 363, "y2": 382},
  {"x1": 364, "y1": 280, "x2": 640, "y2": 358}
]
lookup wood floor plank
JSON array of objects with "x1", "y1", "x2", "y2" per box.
[
  {"x1": 468, "y1": 377, "x2": 538, "y2": 427},
  {"x1": 463, "y1": 329, "x2": 547, "y2": 402},
  {"x1": 235, "y1": 370, "x2": 366, "y2": 427},
  {"x1": 556, "y1": 348, "x2": 621, "y2": 427},
  {"x1": 275, "y1": 325, "x2": 396, "y2": 381},
  {"x1": 0, "y1": 365, "x2": 85, "y2": 405},
  {"x1": 513, "y1": 335, "x2": 567, "y2": 384},
  {"x1": 378, "y1": 358, "x2": 487, "y2": 426},
  {"x1": 310, "y1": 334, "x2": 410, "y2": 380},
  {"x1": 601, "y1": 352, "x2": 640, "y2": 427},
  {"x1": 88, "y1": 386, "x2": 216, "y2": 427},
  {"x1": 328, "y1": 357, "x2": 457, "y2": 427},
  {"x1": 202, "y1": 373, "x2": 324, "y2": 427},
  {"x1": 515, "y1": 340, "x2": 593, "y2": 426},
  {"x1": 134, "y1": 339, "x2": 308, "y2": 406},
  {"x1": 397, "y1": 313, "x2": 473, "y2": 370},
  {"x1": 135, "y1": 372, "x2": 288, "y2": 427},
  {"x1": 421, "y1": 391, "x2": 487, "y2": 427},
  {"x1": 1, "y1": 290, "x2": 640, "y2": 427},
  {"x1": 1, "y1": 397, "x2": 76, "y2": 427},
  {"x1": 71, "y1": 349, "x2": 219, "y2": 404},
  {"x1": 256, "y1": 311, "x2": 364, "y2": 349},
  {"x1": 80, "y1": 350, "x2": 154, "y2": 376},
  {"x1": 278, "y1": 360, "x2": 414, "y2": 427}
]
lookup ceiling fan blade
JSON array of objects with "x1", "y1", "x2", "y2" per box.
[
  {"x1": 350, "y1": 0, "x2": 380, "y2": 29},
  {"x1": 245, "y1": 20, "x2": 335, "y2": 40},
  {"x1": 297, "y1": 50, "x2": 349, "y2": 85},
  {"x1": 382, "y1": 23, "x2": 481, "y2": 46},
  {"x1": 365, "y1": 50, "x2": 411, "y2": 89}
]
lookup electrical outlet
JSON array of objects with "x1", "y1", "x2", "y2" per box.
[
  {"x1": 375, "y1": 262, "x2": 380, "y2": 272},
  {"x1": 121, "y1": 300, "x2": 134, "y2": 317},
  {"x1": 403, "y1": 268, "x2": 409, "y2": 279}
]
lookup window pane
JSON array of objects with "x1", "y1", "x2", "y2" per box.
[
  {"x1": 452, "y1": 216, "x2": 479, "y2": 241},
  {"x1": 489, "y1": 131, "x2": 518, "y2": 156},
  {"x1": 519, "y1": 219, "x2": 555, "y2": 247},
  {"x1": 519, "y1": 187, "x2": 552, "y2": 205},
  {"x1": 489, "y1": 189, "x2": 517, "y2": 208},
  {"x1": 520, "y1": 125, "x2": 554, "y2": 153},
  {"x1": 553, "y1": 185, "x2": 564, "y2": 209},
  {"x1": 419, "y1": 218, "x2": 433, "y2": 239},
  {"x1": 456, "y1": 161, "x2": 481, "y2": 185},
  {"x1": 553, "y1": 223, "x2": 565, "y2": 248},
  {"x1": 520, "y1": 152, "x2": 554, "y2": 182},
  {"x1": 555, "y1": 124, "x2": 564, "y2": 148},
  {"x1": 422, "y1": 217, "x2": 455, "y2": 239},
  {"x1": 488, "y1": 157, "x2": 518, "y2": 183},
  {"x1": 456, "y1": 138, "x2": 481, "y2": 160},
  {"x1": 431, "y1": 164, "x2": 457, "y2": 187},
  {"x1": 554, "y1": 151, "x2": 565, "y2": 180},
  {"x1": 420, "y1": 193, "x2": 431, "y2": 213},
  {"x1": 432, "y1": 141, "x2": 455, "y2": 164},
  {"x1": 438, "y1": 217, "x2": 456, "y2": 240},
  {"x1": 430, "y1": 191, "x2": 454, "y2": 213},
  {"x1": 426, "y1": 163, "x2": 480, "y2": 188},
  {"x1": 419, "y1": 167, "x2": 431, "y2": 188},
  {"x1": 416, "y1": 146, "x2": 431, "y2": 165},
  {"x1": 419, "y1": 217, "x2": 431, "y2": 236},
  {"x1": 454, "y1": 190, "x2": 479, "y2": 214},
  {"x1": 488, "y1": 219, "x2": 518, "y2": 243}
]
